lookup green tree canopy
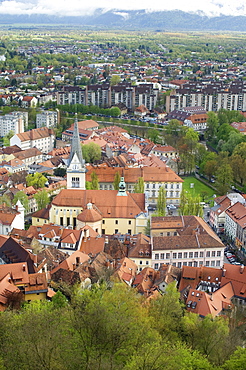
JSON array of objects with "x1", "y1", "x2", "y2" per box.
[
  {"x1": 156, "y1": 186, "x2": 166, "y2": 216},
  {"x1": 34, "y1": 189, "x2": 50, "y2": 210},
  {"x1": 3, "y1": 130, "x2": 14, "y2": 147},
  {"x1": 113, "y1": 171, "x2": 121, "y2": 190},
  {"x1": 13, "y1": 191, "x2": 28, "y2": 214},
  {"x1": 0, "y1": 194, "x2": 11, "y2": 208},
  {"x1": 179, "y1": 190, "x2": 203, "y2": 217},
  {"x1": 90, "y1": 171, "x2": 99, "y2": 190},
  {"x1": 215, "y1": 154, "x2": 233, "y2": 195},
  {"x1": 82, "y1": 142, "x2": 101, "y2": 163},
  {"x1": 26, "y1": 173, "x2": 47, "y2": 189},
  {"x1": 133, "y1": 177, "x2": 144, "y2": 193}
]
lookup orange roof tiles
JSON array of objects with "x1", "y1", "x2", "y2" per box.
[
  {"x1": 51, "y1": 250, "x2": 90, "y2": 275},
  {"x1": 86, "y1": 165, "x2": 183, "y2": 184},
  {"x1": 52, "y1": 189, "x2": 145, "y2": 219},
  {"x1": 80, "y1": 237, "x2": 105, "y2": 256},
  {"x1": 77, "y1": 207, "x2": 102, "y2": 223},
  {"x1": 186, "y1": 282, "x2": 234, "y2": 317},
  {"x1": 16, "y1": 127, "x2": 54, "y2": 142},
  {"x1": 221, "y1": 264, "x2": 246, "y2": 299},
  {"x1": 0, "y1": 262, "x2": 29, "y2": 284}
]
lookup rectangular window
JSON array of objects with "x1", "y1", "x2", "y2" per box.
[
  {"x1": 211, "y1": 261, "x2": 215, "y2": 266},
  {"x1": 194, "y1": 252, "x2": 198, "y2": 258},
  {"x1": 167, "y1": 232, "x2": 170, "y2": 236},
  {"x1": 216, "y1": 261, "x2": 220, "y2": 266},
  {"x1": 115, "y1": 229, "x2": 118, "y2": 234},
  {"x1": 173, "y1": 253, "x2": 177, "y2": 259},
  {"x1": 102, "y1": 220, "x2": 105, "y2": 224},
  {"x1": 173, "y1": 262, "x2": 176, "y2": 267},
  {"x1": 188, "y1": 262, "x2": 192, "y2": 266},
  {"x1": 189, "y1": 252, "x2": 193, "y2": 258},
  {"x1": 206, "y1": 251, "x2": 210, "y2": 257},
  {"x1": 60, "y1": 217, "x2": 63, "y2": 226},
  {"x1": 178, "y1": 262, "x2": 182, "y2": 268},
  {"x1": 139, "y1": 261, "x2": 142, "y2": 265},
  {"x1": 212, "y1": 251, "x2": 216, "y2": 257},
  {"x1": 160, "y1": 253, "x2": 165, "y2": 259},
  {"x1": 166, "y1": 253, "x2": 170, "y2": 259},
  {"x1": 178, "y1": 252, "x2": 182, "y2": 259},
  {"x1": 184, "y1": 252, "x2": 188, "y2": 258},
  {"x1": 67, "y1": 217, "x2": 70, "y2": 226},
  {"x1": 115, "y1": 220, "x2": 118, "y2": 224},
  {"x1": 217, "y1": 251, "x2": 221, "y2": 257},
  {"x1": 128, "y1": 220, "x2": 131, "y2": 225},
  {"x1": 205, "y1": 261, "x2": 210, "y2": 267},
  {"x1": 128, "y1": 229, "x2": 131, "y2": 235},
  {"x1": 194, "y1": 261, "x2": 198, "y2": 267},
  {"x1": 154, "y1": 263, "x2": 159, "y2": 270},
  {"x1": 183, "y1": 262, "x2": 187, "y2": 266},
  {"x1": 200, "y1": 251, "x2": 204, "y2": 258},
  {"x1": 155, "y1": 254, "x2": 159, "y2": 260}
]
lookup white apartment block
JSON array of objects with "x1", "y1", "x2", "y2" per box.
[
  {"x1": 0, "y1": 111, "x2": 28, "y2": 137},
  {"x1": 36, "y1": 110, "x2": 58, "y2": 128},
  {"x1": 151, "y1": 215, "x2": 225, "y2": 270},
  {"x1": 10, "y1": 127, "x2": 55, "y2": 153},
  {"x1": 152, "y1": 245, "x2": 224, "y2": 270},
  {"x1": 166, "y1": 80, "x2": 246, "y2": 113}
]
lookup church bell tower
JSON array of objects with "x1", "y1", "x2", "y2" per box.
[{"x1": 67, "y1": 114, "x2": 86, "y2": 190}]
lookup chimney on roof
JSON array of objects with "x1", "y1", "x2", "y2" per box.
[
  {"x1": 240, "y1": 265, "x2": 244, "y2": 274},
  {"x1": 210, "y1": 294, "x2": 213, "y2": 301},
  {"x1": 222, "y1": 268, "x2": 226, "y2": 277},
  {"x1": 22, "y1": 264, "x2": 26, "y2": 271}
]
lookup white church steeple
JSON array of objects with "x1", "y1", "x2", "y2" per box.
[{"x1": 67, "y1": 114, "x2": 86, "y2": 189}]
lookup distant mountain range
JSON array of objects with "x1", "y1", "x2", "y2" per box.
[{"x1": 2, "y1": 9, "x2": 246, "y2": 31}]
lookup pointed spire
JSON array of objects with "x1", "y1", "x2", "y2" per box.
[{"x1": 68, "y1": 113, "x2": 84, "y2": 167}]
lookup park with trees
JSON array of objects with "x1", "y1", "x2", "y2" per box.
[{"x1": 0, "y1": 281, "x2": 245, "y2": 369}]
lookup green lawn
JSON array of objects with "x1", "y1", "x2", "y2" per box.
[{"x1": 182, "y1": 176, "x2": 216, "y2": 204}]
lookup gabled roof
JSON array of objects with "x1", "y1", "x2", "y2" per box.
[
  {"x1": 77, "y1": 207, "x2": 102, "y2": 223},
  {"x1": 225, "y1": 202, "x2": 246, "y2": 222},
  {"x1": 51, "y1": 250, "x2": 90, "y2": 275},
  {"x1": 15, "y1": 127, "x2": 54, "y2": 142},
  {"x1": 0, "y1": 237, "x2": 36, "y2": 273},
  {"x1": 39, "y1": 223, "x2": 63, "y2": 238},
  {"x1": 79, "y1": 237, "x2": 105, "y2": 256},
  {"x1": 14, "y1": 147, "x2": 42, "y2": 160},
  {"x1": 179, "y1": 265, "x2": 222, "y2": 292},
  {"x1": 0, "y1": 273, "x2": 20, "y2": 309},
  {"x1": 32, "y1": 204, "x2": 51, "y2": 220},
  {"x1": 186, "y1": 282, "x2": 234, "y2": 317},
  {"x1": 25, "y1": 272, "x2": 48, "y2": 294},
  {"x1": 221, "y1": 264, "x2": 246, "y2": 299},
  {"x1": 86, "y1": 165, "x2": 183, "y2": 184},
  {"x1": 52, "y1": 189, "x2": 145, "y2": 219},
  {"x1": 0, "y1": 262, "x2": 29, "y2": 284},
  {"x1": 114, "y1": 257, "x2": 137, "y2": 283}
]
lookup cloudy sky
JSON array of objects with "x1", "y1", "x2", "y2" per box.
[{"x1": 0, "y1": 0, "x2": 245, "y2": 17}]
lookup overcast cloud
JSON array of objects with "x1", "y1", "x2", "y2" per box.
[{"x1": 0, "y1": 0, "x2": 245, "y2": 17}]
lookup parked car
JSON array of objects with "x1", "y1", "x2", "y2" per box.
[{"x1": 167, "y1": 204, "x2": 177, "y2": 210}]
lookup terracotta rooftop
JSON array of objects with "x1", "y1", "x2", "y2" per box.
[
  {"x1": 52, "y1": 189, "x2": 145, "y2": 219},
  {"x1": 186, "y1": 282, "x2": 234, "y2": 317},
  {"x1": 16, "y1": 127, "x2": 54, "y2": 142}
]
